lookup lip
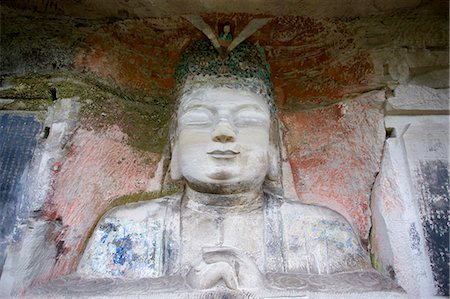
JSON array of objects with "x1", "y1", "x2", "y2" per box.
[{"x1": 207, "y1": 150, "x2": 240, "y2": 159}]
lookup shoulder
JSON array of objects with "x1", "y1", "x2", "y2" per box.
[
  {"x1": 277, "y1": 198, "x2": 370, "y2": 274},
  {"x1": 279, "y1": 198, "x2": 357, "y2": 241},
  {"x1": 280, "y1": 198, "x2": 348, "y2": 223},
  {"x1": 78, "y1": 193, "x2": 182, "y2": 278},
  {"x1": 105, "y1": 193, "x2": 182, "y2": 221}
]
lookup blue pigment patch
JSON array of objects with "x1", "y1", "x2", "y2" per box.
[
  {"x1": 346, "y1": 238, "x2": 353, "y2": 248},
  {"x1": 83, "y1": 216, "x2": 164, "y2": 278},
  {"x1": 113, "y1": 235, "x2": 133, "y2": 266}
]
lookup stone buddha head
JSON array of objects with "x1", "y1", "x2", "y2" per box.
[{"x1": 170, "y1": 40, "x2": 280, "y2": 195}]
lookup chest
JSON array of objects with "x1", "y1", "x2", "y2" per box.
[{"x1": 180, "y1": 208, "x2": 265, "y2": 270}]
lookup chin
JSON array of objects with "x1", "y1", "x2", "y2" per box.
[
  {"x1": 185, "y1": 176, "x2": 261, "y2": 194},
  {"x1": 206, "y1": 170, "x2": 235, "y2": 180}
]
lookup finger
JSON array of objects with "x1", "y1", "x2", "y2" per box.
[
  {"x1": 186, "y1": 261, "x2": 238, "y2": 290},
  {"x1": 202, "y1": 246, "x2": 237, "y2": 256},
  {"x1": 202, "y1": 247, "x2": 239, "y2": 265},
  {"x1": 221, "y1": 265, "x2": 238, "y2": 290},
  {"x1": 203, "y1": 250, "x2": 237, "y2": 266}
]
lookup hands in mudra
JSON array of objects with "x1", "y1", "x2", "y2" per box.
[{"x1": 186, "y1": 247, "x2": 265, "y2": 290}]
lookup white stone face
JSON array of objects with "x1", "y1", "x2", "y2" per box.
[{"x1": 175, "y1": 87, "x2": 271, "y2": 193}]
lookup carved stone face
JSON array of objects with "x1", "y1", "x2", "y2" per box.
[
  {"x1": 174, "y1": 87, "x2": 272, "y2": 194},
  {"x1": 223, "y1": 24, "x2": 230, "y2": 34}
]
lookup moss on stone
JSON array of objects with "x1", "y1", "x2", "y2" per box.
[
  {"x1": 368, "y1": 224, "x2": 383, "y2": 272},
  {"x1": 1, "y1": 99, "x2": 52, "y2": 112},
  {"x1": 108, "y1": 186, "x2": 182, "y2": 209},
  {"x1": 0, "y1": 72, "x2": 174, "y2": 153},
  {"x1": 370, "y1": 252, "x2": 382, "y2": 272}
]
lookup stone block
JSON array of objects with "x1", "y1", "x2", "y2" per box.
[
  {"x1": 371, "y1": 114, "x2": 449, "y2": 297},
  {"x1": 386, "y1": 85, "x2": 449, "y2": 114}
]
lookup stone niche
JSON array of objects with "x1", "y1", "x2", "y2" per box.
[{"x1": 0, "y1": 2, "x2": 448, "y2": 299}]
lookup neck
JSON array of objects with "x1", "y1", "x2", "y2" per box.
[{"x1": 183, "y1": 185, "x2": 263, "y2": 213}]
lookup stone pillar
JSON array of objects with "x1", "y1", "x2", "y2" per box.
[{"x1": 371, "y1": 84, "x2": 449, "y2": 297}]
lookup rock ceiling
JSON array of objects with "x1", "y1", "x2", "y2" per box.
[
  {"x1": 2, "y1": 0, "x2": 447, "y2": 19},
  {"x1": 1, "y1": 1, "x2": 448, "y2": 108}
]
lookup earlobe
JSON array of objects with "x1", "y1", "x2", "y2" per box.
[
  {"x1": 170, "y1": 142, "x2": 182, "y2": 180},
  {"x1": 267, "y1": 145, "x2": 279, "y2": 181}
]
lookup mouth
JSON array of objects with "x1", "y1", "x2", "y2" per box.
[{"x1": 207, "y1": 150, "x2": 240, "y2": 159}]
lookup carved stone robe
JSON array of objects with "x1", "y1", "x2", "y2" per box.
[{"x1": 78, "y1": 192, "x2": 370, "y2": 279}]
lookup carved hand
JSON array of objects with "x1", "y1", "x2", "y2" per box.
[{"x1": 186, "y1": 246, "x2": 265, "y2": 290}]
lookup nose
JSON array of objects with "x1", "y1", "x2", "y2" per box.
[{"x1": 211, "y1": 120, "x2": 236, "y2": 143}]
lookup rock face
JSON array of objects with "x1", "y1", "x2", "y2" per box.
[
  {"x1": 2, "y1": 0, "x2": 446, "y2": 19},
  {"x1": 0, "y1": 96, "x2": 166, "y2": 295},
  {"x1": 41, "y1": 126, "x2": 160, "y2": 280},
  {"x1": 280, "y1": 91, "x2": 386, "y2": 241}
]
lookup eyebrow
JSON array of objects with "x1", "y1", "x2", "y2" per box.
[
  {"x1": 233, "y1": 104, "x2": 267, "y2": 113},
  {"x1": 180, "y1": 99, "x2": 270, "y2": 115},
  {"x1": 180, "y1": 100, "x2": 215, "y2": 113}
]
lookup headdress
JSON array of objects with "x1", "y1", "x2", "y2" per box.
[{"x1": 174, "y1": 40, "x2": 275, "y2": 113}]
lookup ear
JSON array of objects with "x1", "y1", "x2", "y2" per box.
[
  {"x1": 170, "y1": 141, "x2": 182, "y2": 180},
  {"x1": 267, "y1": 145, "x2": 279, "y2": 181}
]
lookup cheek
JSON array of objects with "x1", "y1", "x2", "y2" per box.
[
  {"x1": 177, "y1": 131, "x2": 208, "y2": 168},
  {"x1": 237, "y1": 129, "x2": 270, "y2": 151},
  {"x1": 178, "y1": 130, "x2": 210, "y2": 149},
  {"x1": 237, "y1": 130, "x2": 270, "y2": 169}
]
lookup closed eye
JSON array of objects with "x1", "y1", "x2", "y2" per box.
[
  {"x1": 179, "y1": 109, "x2": 213, "y2": 127},
  {"x1": 233, "y1": 108, "x2": 270, "y2": 127}
]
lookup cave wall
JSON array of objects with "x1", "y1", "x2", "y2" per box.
[{"x1": 0, "y1": 5, "x2": 448, "y2": 297}]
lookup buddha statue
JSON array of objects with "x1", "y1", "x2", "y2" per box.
[{"x1": 74, "y1": 41, "x2": 399, "y2": 297}]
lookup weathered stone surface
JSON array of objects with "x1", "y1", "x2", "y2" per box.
[
  {"x1": 0, "y1": 95, "x2": 167, "y2": 294},
  {"x1": 39, "y1": 125, "x2": 160, "y2": 280},
  {"x1": 71, "y1": 13, "x2": 447, "y2": 109},
  {"x1": 416, "y1": 159, "x2": 449, "y2": 296},
  {"x1": 0, "y1": 99, "x2": 14, "y2": 109},
  {"x1": 0, "y1": 98, "x2": 80, "y2": 295},
  {"x1": 73, "y1": 15, "x2": 377, "y2": 108},
  {"x1": 0, "y1": 9, "x2": 86, "y2": 75},
  {"x1": 2, "y1": 0, "x2": 446, "y2": 19},
  {"x1": 371, "y1": 113, "x2": 449, "y2": 297},
  {"x1": 385, "y1": 85, "x2": 449, "y2": 114},
  {"x1": 73, "y1": 17, "x2": 200, "y2": 98},
  {"x1": 352, "y1": 14, "x2": 448, "y2": 91},
  {"x1": 30, "y1": 271, "x2": 405, "y2": 298},
  {"x1": 2, "y1": 7, "x2": 447, "y2": 108},
  {"x1": 279, "y1": 91, "x2": 386, "y2": 241}
]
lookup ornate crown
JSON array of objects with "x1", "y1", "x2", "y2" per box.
[{"x1": 174, "y1": 39, "x2": 275, "y2": 112}]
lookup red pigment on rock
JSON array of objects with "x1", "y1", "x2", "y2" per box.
[
  {"x1": 40, "y1": 125, "x2": 159, "y2": 280},
  {"x1": 74, "y1": 15, "x2": 374, "y2": 106},
  {"x1": 279, "y1": 92, "x2": 385, "y2": 241}
]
